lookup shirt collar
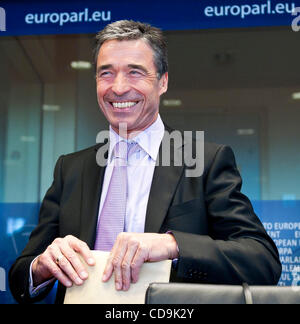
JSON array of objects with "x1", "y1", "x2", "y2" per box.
[{"x1": 108, "y1": 114, "x2": 165, "y2": 163}]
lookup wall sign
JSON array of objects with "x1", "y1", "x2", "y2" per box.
[{"x1": 0, "y1": 0, "x2": 299, "y2": 36}]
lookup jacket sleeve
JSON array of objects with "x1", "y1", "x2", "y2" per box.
[
  {"x1": 171, "y1": 145, "x2": 282, "y2": 285},
  {"x1": 8, "y1": 156, "x2": 64, "y2": 304}
]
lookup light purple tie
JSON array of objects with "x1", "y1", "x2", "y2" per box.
[{"x1": 94, "y1": 140, "x2": 137, "y2": 251}]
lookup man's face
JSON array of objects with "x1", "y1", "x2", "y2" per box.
[{"x1": 96, "y1": 39, "x2": 168, "y2": 136}]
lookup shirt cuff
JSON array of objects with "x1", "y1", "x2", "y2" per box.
[
  {"x1": 166, "y1": 231, "x2": 179, "y2": 270},
  {"x1": 166, "y1": 230, "x2": 180, "y2": 254},
  {"x1": 29, "y1": 256, "x2": 56, "y2": 298}
]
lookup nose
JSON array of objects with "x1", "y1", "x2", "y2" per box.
[{"x1": 111, "y1": 73, "x2": 130, "y2": 96}]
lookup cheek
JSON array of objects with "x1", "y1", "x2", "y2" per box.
[
  {"x1": 137, "y1": 84, "x2": 159, "y2": 103},
  {"x1": 96, "y1": 83, "x2": 104, "y2": 99},
  {"x1": 96, "y1": 80, "x2": 110, "y2": 95},
  {"x1": 96, "y1": 91, "x2": 104, "y2": 109},
  {"x1": 96, "y1": 88, "x2": 108, "y2": 116}
]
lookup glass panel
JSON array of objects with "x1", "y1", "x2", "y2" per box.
[
  {"x1": 0, "y1": 36, "x2": 44, "y2": 303},
  {"x1": 0, "y1": 36, "x2": 42, "y2": 203}
]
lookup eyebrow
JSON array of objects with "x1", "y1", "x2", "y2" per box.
[
  {"x1": 127, "y1": 64, "x2": 148, "y2": 74},
  {"x1": 97, "y1": 64, "x2": 113, "y2": 74}
]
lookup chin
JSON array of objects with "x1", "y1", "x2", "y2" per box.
[{"x1": 109, "y1": 118, "x2": 134, "y2": 132}]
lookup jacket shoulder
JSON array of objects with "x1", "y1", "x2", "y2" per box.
[
  {"x1": 58, "y1": 144, "x2": 101, "y2": 173},
  {"x1": 62, "y1": 144, "x2": 99, "y2": 160}
]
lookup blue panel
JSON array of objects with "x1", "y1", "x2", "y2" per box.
[
  {"x1": 0, "y1": 203, "x2": 56, "y2": 304},
  {"x1": 253, "y1": 200, "x2": 300, "y2": 287},
  {"x1": 0, "y1": 0, "x2": 300, "y2": 37}
]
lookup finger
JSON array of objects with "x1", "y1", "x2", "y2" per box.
[
  {"x1": 48, "y1": 245, "x2": 83, "y2": 286},
  {"x1": 106, "y1": 233, "x2": 128, "y2": 290},
  {"x1": 113, "y1": 255, "x2": 124, "y2": 291},
  {"x1": 60, "y1": 241, "x2": 89, "y2": 281},
  {"x1": 34, "y1": 251, "x2": 72, "y2": 288},
  {"x1": 130, "y1": 244, "x2": 148, "y2": 284},
  {"x1": 49, "y1": 244, "x2": 84, "y2": 286},
  {"x1": 67, "y1": 236, "x2": 95, "y2": 266},
  {"x1": 49, "y1": 261, "x2": 73, "y2": 288},
  {"x1": 121, "y1": 240, "x2": 139, "y2": 291},
  {"x1": 113, "y1": 246, "x2": 127, "y2": 290},
  {"x1": 102, "y1": 236, "x2": 122, "y2": 282}
]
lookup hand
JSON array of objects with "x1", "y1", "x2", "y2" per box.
[
  {"x1": 32, "y1": 235, "x2": 95, "y2": 288},
  {"x1": 102, "y1": 232, "x2": 179, "y2": 291}
]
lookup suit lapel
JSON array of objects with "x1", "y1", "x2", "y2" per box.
[
  {"x1": 79, "y1": 144, "x2": 107, "y2": 249},
  {"x1": 145, "y1": 130, "x2": 185, "y2": 233}
]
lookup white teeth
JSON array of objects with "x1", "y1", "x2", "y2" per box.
[{"x1": 112, "y1": 102, "x2": 137, "y2": 108}]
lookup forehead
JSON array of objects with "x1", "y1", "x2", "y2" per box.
[{"x1": 97, "y1": 39, "x2": 156, "y2": 69}]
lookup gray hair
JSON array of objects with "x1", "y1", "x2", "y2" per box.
[{"x1": 94, "y1": 20, "x2": 168, "y2": 79}]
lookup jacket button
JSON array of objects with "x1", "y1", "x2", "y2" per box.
[{"x1": 187, "y1": 269, "x2": 193, "y2": 278}]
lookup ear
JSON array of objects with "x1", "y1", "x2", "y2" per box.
[{"x1": 158, "y1": 72, "x2": 168, "y2": 96}]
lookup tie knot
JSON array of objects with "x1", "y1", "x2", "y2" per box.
[
  {"x1": 113, "y1": 141, "x2": 128, "y2": 160},
  {"x1": 113, "y1": 141, "x2": 139, "y2": 166},
  {"x1": 127, "y1": 141, "x2": 140, "y2": 157}
]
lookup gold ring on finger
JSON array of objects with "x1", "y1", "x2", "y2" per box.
[{"x1": 55, "y1": 255, "x2": 64, "y2": 265}]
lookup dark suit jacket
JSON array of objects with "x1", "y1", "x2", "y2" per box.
[{"x1": 9, "y1": 127, "x2": 281, "y2": 304}]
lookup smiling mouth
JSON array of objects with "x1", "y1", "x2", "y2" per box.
[{"x1": 109, "y1": 101, "x2": 140, "y2": 109}]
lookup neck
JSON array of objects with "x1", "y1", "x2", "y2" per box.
[{"x1": 111, "y1": 113, "x2": 159, "y2": 139}]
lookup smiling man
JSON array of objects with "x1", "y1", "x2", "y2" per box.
[
  {"x1": 96, "y1": 38, "x2": 168, "y2": 136},
  {"x1": 9, "y1": 20, "x2": 281, "y2": 304}
]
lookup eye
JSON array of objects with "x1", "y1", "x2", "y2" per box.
[
  {"x1": 98, "y1": 71, "x2": 113, "y2": 78},
  {"x1": 129, "y1": 70, "x2": 143, "y2": 76}
]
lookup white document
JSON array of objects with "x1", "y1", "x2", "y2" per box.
[{"x1": 64, "y1": 250, "x2": 172, "y2": 304}]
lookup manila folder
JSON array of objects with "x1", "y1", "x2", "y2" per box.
[{"x1": 64, "y1": 250, "x2": 172, "y2": 304}]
